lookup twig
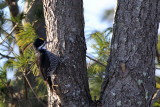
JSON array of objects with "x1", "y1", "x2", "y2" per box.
[
  {"x1": 25, "y1": 0, "x2": 36, "y2": 15},
  {"x1": 86, "y1": 55, "x2": 106, "y2": 67},
  {"x1": 0, "y1": 52, "x2": 15, "y2": 59},
  {"x1": 0, "y1": 23, "x2": 18, "y2": 36},
  {"x1": 156, "y1": 68, "x2": 160, "y2": 70},
  {"x1": 23, "y1": 73, "x2": 38, "y2": 99},
  {"x1": 0, "y1": 24, "x2": 17, "y2": 45},
  {"x1": 151, "y1": 89, "x2": 160, "y2": 106},
  {"x1": 9, "y1": 23, "x2": 19, "y2": 34},
  {"x1": 23, "y1": 73, "x2": 47, "y2": 106}
]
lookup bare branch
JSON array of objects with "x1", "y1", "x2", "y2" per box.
[
  {"x1": 9, "y1": 23, "x2": 19, "y2": 34},
  {"x1": 0, "y1": 24, "x2": 17, "y2": 45},
  {"x1": 0, "y1": 52, "x2": 15, "y2": 59},
  {"x1": 151, "y1": 89, "x2": 160, "y2": 106},
  {"x1": 86, "y1": 55, "x2": 106, "y2": 67},
  {"x1": 24, "y1": 0, "x2": 36, "y2": 15},
  {"x1": 23, "y1": 73, "x2": 47, "y2": 106}
]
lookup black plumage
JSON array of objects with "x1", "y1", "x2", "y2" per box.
[{"x1": 33, "y1": 38, "x2": 59, "y2": 90}]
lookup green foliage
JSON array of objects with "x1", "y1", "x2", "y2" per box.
[
  {"x1": 157, "y1": 35, "x2": 160, "y2": 52},
  {"x1": 0, "y1": 66, "x2": 7, "y2": 87},
  {"x1": 156, "y1": 77, "x2": 160, "y2": 89},
  {"x1": 0, "y1": 22, "x2": 47, "y2": 106},
  {"x1": 0, "y1": 1, "x2": 7, "y2": 9},
  {"x1": 17, "y1": 23, "x2": 37, "y2": 49},
  {"x1": 0, "y1": 1, "x2": 47, "y2": 106},
  {"x1": 153, "y1": 102, "x2": 160, "y2": 107},
  {"x1": 91, "y1": 28, "x2": 112, "y2": 63},
  {"x1": 0, "y1": 67, "x2": 9, "y2": 106},
  {"x1": 88, "y1": 63, "x2": 105, "y2": 99},
  {"x1": 6, "y1": 23, "x2": 38, "y2": 74},
  {"x1": 87, "y1": 28, "x2": 112, "y2": 99},
  {"x1": 11, "y1": 13, "x2": 25, "y2": 24},
  {"x1": 25, "y1": 0, "x2": 33, "y2": 3}
]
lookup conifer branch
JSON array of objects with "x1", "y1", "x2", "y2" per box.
[{"x1": 86, "y1": 55, "x2": 106, "y2": 67}]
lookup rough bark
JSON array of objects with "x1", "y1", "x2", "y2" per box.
[
  {"x1": 42, "y1": 0, "x2": 92, "y2": 107},
  {"x1": 100, "y1": 0, "x2": 159, "y2": 107},
  {"x1": 158, "y1": 1, "x2": 160, "y2": 22}
]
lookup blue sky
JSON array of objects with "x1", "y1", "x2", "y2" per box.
[
  {"x1": 84, "y1": 0, "x2": 116, "y2": 56},
  {"x1": 84, "y1": 0, "x2": 116, "y2": 34}
]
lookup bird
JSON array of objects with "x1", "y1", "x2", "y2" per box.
[{"x1": 33, "y1": 38, "x2": 60, "y2": 91}]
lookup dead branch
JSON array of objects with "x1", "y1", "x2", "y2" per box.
[
  {"x1": 23, "y1": 72, "x2": 47, "y2": 106},
  {"x1": 86, "y1": 55, "x2": 106, "y2": 67}
]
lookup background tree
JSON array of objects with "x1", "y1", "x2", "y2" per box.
[{"x1": 100, "y1": 0, "x2": 159, "y2": 107}]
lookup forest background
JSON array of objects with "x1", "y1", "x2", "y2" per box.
[{"x1": 1, "y1": 0, "x2": 160, "y2": 107}]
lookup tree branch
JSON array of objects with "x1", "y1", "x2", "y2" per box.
[
  {"x1": 0, "y1": 24, "x2": 17, "y2": 45},
  {"x1": 0, "y1": 52, "x2": 15, "y2": 59},
  {"x1": 23, "y1": 73, "x2": 47, "y2": 106},
  {"x1": 86, "y1": 55, "x2": 106, "y2": 67},
  {"x1": 24, "y1": 0, "x2": 36, "y2": 15},
  {"x1": 151, "y1": 89, "x2": 160, "y2": 106}
]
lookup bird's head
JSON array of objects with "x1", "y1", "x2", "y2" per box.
[{"x1": 33, "y1": 38, "x2": 46, "y2": 51}]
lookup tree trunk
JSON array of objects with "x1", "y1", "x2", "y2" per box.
[
  {"x1": 100, "y1": 0, "x2": 159, "y2": 107},
  {"x1": 42, "y1": 0, "x2": 92, "y2": 107},
  {"x1": 158, "y1": 1, "x2": 160, "y2": 22},
  {"x1": 23, "y1": 0, "x2": 46, "y2": 39},
  {"x1": 5, "y1": 0, "x2": 19, "y2": 17}
]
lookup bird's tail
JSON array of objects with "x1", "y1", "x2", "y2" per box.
[{"x1": 47, "y1": 76, "x2": 53, "y2": 91}]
